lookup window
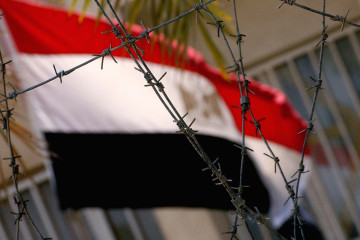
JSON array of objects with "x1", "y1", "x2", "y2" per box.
[{"x1": 248, "y1": 28, "x2": 360, "y2": 239}]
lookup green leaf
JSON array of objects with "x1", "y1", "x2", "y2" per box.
[
  {"x1": 68, "y1": 0, "x2": 79, "y2": 16},
  {"x1": 166, "y1": 0, "x2": 173, "y2": 21},
  {"x1": 170, "y1": 9, "x2": 181, "y2": 40},
  {"x1": 128, "y1": 0, "x2": 143, "y2": 25},
  {"x1": 175, "y1": 16, "x2": 190, "y2": 68},
  {"x1": 154, "y1": 1, "x2": 166, "y2": 27},
  {"x1": 72, "y1": 0, "x2": 231, "y2": 80},
  {"x1": 79, "y1": 0, "x2": 92, "y2": 23},
  {"x1": 197, "y1": 20, "x2": 228, "y2": 80},
  {"x1": 207, "y1": 4, "x2": 233, "y2": 23},
  {"x1": 95, "y1": 0, "x2": 106, "y2": 24},
  {"x1": 113, "y1": 0, "x2": 122, "y2": 11}
]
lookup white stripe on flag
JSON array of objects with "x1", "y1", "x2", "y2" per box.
[
  {"x1": 16, "y1": 53, "x2": 311, "y2": 228},
  {"x1": 0, "y1": 0, "x2": 312, "y2": 229},
  {"x1": 16, "y1": 54, "x2": 241, "y2": 141}
]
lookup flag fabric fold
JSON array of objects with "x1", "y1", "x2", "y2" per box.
[{"x1": 0, "y1": 0, "x2": 312, "y2": 229}]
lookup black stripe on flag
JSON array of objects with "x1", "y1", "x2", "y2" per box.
[{"x1": 45, "y1": 133, "x2": 270, "y2": 213}]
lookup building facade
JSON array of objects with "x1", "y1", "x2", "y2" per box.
[{"x1": 0, "y1": 0, "x2": 360, "y2": 239}]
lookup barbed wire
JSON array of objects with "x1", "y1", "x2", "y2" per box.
[
  {"x1": 292, "y1": 0, "x2": 326, "y2": 239},
  {"x1": 199, "y1": 1, "x2": 312, "y2": 239},
  {"x1": 280, "y1": 0, "x2": 360, "y2": 237},
  {"x1": 278, "y1": 0, "x2": 358, "y2": 31},
  {"x1": 0, "y1": 0, "x2": 215, "y2": 104},
  {"x1": 276, "y1": 0, "x2": 360, "y2": 239},
  {"x1": 93, "y1": 0, "x2": 291, "y2": 239},
  {"x1": 0, "y1": 0, "x2": 359, "y2": 239},
  {"x1": 201, "y1": 2, "x2": 281, "y2": 239},
  {"x1": 0, "y1": 49, "x2": 51, "y2": 239}
]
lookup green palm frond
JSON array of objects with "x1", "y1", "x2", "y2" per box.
[
  {"x1": 128, "y1": 0, "x2": 143, "y2": 27},
  {"x1": 80, "y1": 0, "x2": 92, "y2": 23},
  {"x1": 69, "y1": 0, "x2": 234, "y2": 77},
  {"x1": 197, "y1": 20, "x2": 228, "y2": 80},
  {"x1": 68, "y1": 0, "x2": 79, "y2": 16}
]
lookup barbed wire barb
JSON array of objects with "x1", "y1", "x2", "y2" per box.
[
  {"x1": 91, "y1": 0, "x2": 290, "y2": 238},
  {"x1": 1, "y1": 0, "x2": 354, "y2": 238},
  {"x1": 0, "y1": 48, "x2": 51, "y2": 239},
  {"x1": 278, "y1": 0, "x2": 359, "y2": 29},
  {"x1": 292, "y1": 0, "x2": 328, "y2": 238},
  {"x1": 201, "y1": 0, "x2": 302, "y2": 238}
]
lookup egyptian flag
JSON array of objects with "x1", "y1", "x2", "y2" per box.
[{"x1": 0, "y1": 0, "x2": 312, "y2": 229}]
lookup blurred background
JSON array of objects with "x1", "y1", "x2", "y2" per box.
[{"x1": 0, "y1": 0, "x2": 360, "y2": 239}]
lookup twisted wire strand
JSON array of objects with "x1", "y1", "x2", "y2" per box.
[
  {"x1": 278, "y1": 0, "x2": 358, "y2": 30},
  {"x1": 1, "y1": 0, "x2": 358, "y2": 238},
  {"x1": 292, "y1": 0, "x2": 327, "y2": 239},
  {"x1": 201, "y1": 1, "x2": 304, "y2": 238},
  {"x1": 0, "y1": 49, "x2": 51, "y2": 239},
  {"x1": 95, "y1": 0, "x2": 288, "y2": 239}
]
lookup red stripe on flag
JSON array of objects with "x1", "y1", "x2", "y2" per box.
[{"x1": 0, "y1": 0, "x2": 308, "y2": 154}]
